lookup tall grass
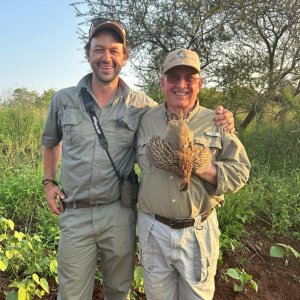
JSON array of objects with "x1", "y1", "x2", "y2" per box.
[
  {"x1": 0, "y1": 106, "x2": 45, "y2": 172},
  {"x1": 0, "y1": 105, "x2": 58, "y2": 234},
  {"x1": 1, "y1": 104, "x2": 299, "y2": 239},
  {"x1": 218, "y1": 120, "x2": 300, "y2": 240}
]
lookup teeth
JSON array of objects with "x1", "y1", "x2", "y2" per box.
[
  {"x1": 174, "y1": 92, "x2": 188, "y2": 96},
  {"x1": 99, "y1": 65, "x2": 113, "y2": 69}
]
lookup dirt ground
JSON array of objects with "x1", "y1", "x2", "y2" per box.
[
  {"x1": 1, "y1": 222, "x2": 299, "y2": 300},
  {"x1": 213, "y1": 223, "x2": 300, "y2": 300}
]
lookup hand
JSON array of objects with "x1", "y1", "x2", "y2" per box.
[
  {"x1": 214, "y1": 105, "x2": 235, "y2": 133},
  {"x1": 44, "y1": 183, "x2": 65, "y2": 215}
]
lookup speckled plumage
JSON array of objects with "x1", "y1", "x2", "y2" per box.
[{"x1": 147, "y1": 110, "x2": 212, "y2": 191}]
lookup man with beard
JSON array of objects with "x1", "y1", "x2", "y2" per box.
[{"x1": 41, "y1": 18, "x2": 235, "y2": 300}]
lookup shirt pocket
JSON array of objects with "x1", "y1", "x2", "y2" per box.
[
  {"x1": 137, "y1": 138, "x2": 152, "y2": 174},
  {"x1": 61, "y1": 108, "x2": 82, "y2": 144},
  {"x1": 116, "y1": 113, "x2": 138, "y2": 147},
  {"x1": 193, "y1": 133, "x2": 222, "y2": 159}
]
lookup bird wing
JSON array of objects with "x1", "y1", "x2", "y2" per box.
[
  {"x1": 192, "y1": 144, "x2": 212, "y2": 173},
  {"x1": 146, "y1": 135, "x2": 183, "y2": 176}
]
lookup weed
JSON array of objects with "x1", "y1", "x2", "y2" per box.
[
  {"x1": 270, "y1": 243, "x2": 300, "y2": 266},
  {"x1": 225, "y1": 268, "x2": 258, "y2": 293}
]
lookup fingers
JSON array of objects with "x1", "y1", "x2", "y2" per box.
[
  {"x1": 44, "y1": 184, "x2": 65, "y2": 215},
  {"x1": 215, "y1": 105, "x2": 224, "y2": 115},
  {"x1": 214, "y1": 107, "x2": 236, "y2": 133}
]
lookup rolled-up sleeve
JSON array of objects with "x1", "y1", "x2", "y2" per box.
[
  {"x1": 213, "y1": 133, "x2": 250, "y2": 195},
  {"x1": 41, "y1": 95, "x2": 62, "y2": 148}
]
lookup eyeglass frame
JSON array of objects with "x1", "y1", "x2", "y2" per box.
[{"x1": 164, "y1": 73, "x2": 201, "y2": 85}]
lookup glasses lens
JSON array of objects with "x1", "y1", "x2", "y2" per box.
[{"x1": 165, "y1": 74, "x2": 199, "y2": 84}]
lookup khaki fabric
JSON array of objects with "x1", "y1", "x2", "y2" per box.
[
  {"x1": 41, "y1": 73, "x2": 157, "y2": 204},
  {"x1": 57, "y1": 201, "x2": 136, "y2": 300},
  {"x1": 137, "y1": 102, "x2": 250, "y2": 219}
]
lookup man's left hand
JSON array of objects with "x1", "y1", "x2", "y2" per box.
[{"x1": 214, "y1": 105, "x2": 235, "y2": 133}]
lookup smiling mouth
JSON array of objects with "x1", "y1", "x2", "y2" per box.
[
  {"x1": 98, "y1": 64, "x2": 114, "y2": 70},
  {"x1": 174, "y1": 91, "x2": 189, "y2": 96}
]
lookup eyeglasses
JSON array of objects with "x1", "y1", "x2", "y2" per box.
[
  {"x1": 89, "y1": 17, "x2": 126, "y2": 37},
  {"x1": 164, "y1": 74, "x2": 200, "y2": 85}
]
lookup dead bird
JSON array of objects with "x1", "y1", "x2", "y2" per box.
[{"x1": 147, "y1": 110, "x2": 212, "y2": 191}]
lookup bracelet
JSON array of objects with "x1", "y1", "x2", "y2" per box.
[{"x1": 42, "y1": 179, "x2": 59, "y2": 186}]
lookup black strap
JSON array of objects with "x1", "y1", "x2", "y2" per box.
[{"x1": 81, "y1": 87, "x2": 121, "y2": 180}]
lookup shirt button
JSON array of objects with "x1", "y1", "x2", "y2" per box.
[
  {"x1": 172, "y1": 199, "x2": 176, "y2": 203},
  {"x1": 170, "y1": 176, "x2": 173, "y2": 180}
]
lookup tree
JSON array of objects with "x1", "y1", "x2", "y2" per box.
[
  {"x1": 71, "y1": 0, "x2": 232, "y2": 95},
  {"x1": 71, "y1": 0, "x2": 300, "y2": 128},
  {"x1": 9, "y1": 88, "x2": 39, "y2": 106},
  {"x1": 215, "y1": 0, "x2": 300, "y2": 129}
]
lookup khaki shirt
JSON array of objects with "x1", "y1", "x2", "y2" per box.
[
  {"x1": 41, "y1": 73, "x2": 157, "y2": 204},
  {"x1": 137, "y1": 102, "x2": 250, "y2": 219}
]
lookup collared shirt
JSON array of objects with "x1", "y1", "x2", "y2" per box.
[
  {"x1": 41, "y1": 73, "x2": 157, "y2": 204},
  {"x1": 137, "y1": 102, "x2": 250, "y2": 219}
]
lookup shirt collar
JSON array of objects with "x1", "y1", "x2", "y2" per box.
[
  {"x1": 164, "y1": 100, "x2": 201, "y2": 123},
  {"x1": 77, "y1": 73, "x2": 130, "y2": 105}
]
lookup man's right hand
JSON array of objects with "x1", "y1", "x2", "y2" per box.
[{"x1": 44, "y1": 183, "x2": 65, "y2": 215}]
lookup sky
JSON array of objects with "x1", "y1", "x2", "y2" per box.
[{"x1": 0, "y1": 1, "x2": 137, "y2": 94}]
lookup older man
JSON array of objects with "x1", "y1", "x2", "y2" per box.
[{"x1": 137, "y1": 49, "x2": 250, "y2": 300}]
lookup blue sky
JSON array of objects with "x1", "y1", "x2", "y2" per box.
[{"x1": 0, "y1": 1, "x2": 137, "y2": 93}]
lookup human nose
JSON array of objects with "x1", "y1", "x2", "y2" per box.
[
  {"x1": 176, "y1": 76, "x2": 188, "y2": 87},
  {"x1": 102, "y1": 49, "x2": 111, "y2": 62}
]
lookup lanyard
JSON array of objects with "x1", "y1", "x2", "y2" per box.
[{"x1": 81, "y1": 87, "x2": 121, "y2": 180}]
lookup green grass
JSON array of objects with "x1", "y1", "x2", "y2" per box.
[{"x1": 1, "y1": 103, "x2": 299, "y2": 298}]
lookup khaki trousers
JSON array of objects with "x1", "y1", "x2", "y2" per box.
[
  {"x1": 138, "y1": 210, "x2": 220, "y2": 300},
  {"x1": 57, "y1": 200, "x2": 136, "y2": 300}
]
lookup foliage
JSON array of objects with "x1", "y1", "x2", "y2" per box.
[
  {"x1": 130, "y1": 266, "x2": 144, "y2": 298},
  {"x1": 72, "y1": 0, "x2": 300, "y2": 129},
  {"x1": 270, "y1": 243, "x2": 300, "y2": 266},
  {"x1": 225, "y1": 268, "x2": 258, "y2": 293},
  {"x1": 2, "y1": 88, "x2": 55, "y2": 108},
  {"x1": 1, "y1": 94, "x2": 300, "y2": 298},
  {"x1": 0, "y1": 217, "x2": 58, "y2": 299}
]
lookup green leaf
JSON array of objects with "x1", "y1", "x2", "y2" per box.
[
  {"x1": 0, "y1": 233, "x2": 7, "y2": 242},
  {"x1": 32, "y1": 273, "x2": 40, "y2": 284},
  {"x1": 233, "y1": 284, "x2": 243, "y2": 292},
  {"x1": 286, "y1": 245, "x2": 300, "y2": 258},
  {"x1": 4, "y1": 290, "x2": 18, "y2": 300},
  {"x1": 225, "y1": 268, "x2": 241, "y2": 280},
  {"x1": 251, "y1": 280, "x2": 258, "y2": 292},
  {"x1": 0, "y1": 257, "x2": 8, "y2": 271},
  {"x1": 17, "y1": 286, "x2": 27, "y2": 300},
  {"x1": 5, "y1": 250, "x2": 14, "y2": 260},
  {"x1": 49, "y1": 259, "x2": 58, "y2": 274},
  {"x1": 14, "y1": 231, "x2": 25, "y2": 242},
  {"x1": 7, "y1": 219, "x2": 14, "y2": 231},
  {"x1": 39, "y1": 278, "x2": 49, "y2": 293},
  {"x1": 270, "y1": 245, "x2": 284, "y2": 258}
]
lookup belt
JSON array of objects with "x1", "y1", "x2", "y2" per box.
[
  {"x1": 154, "y1": 208, "x2": 214, "y2": 229},
  {"x1": 155, "y1": 215, "x2": 195, "y2": 229},
  {"x1": 63, "y1": 201, "x2": 107, "y2": 209}
]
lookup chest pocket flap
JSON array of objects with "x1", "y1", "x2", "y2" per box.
[{"x1": 193, "y1": 133, "x2": 222, "y2": 150}]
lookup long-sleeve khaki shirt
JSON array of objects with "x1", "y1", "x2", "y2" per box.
[
  {"x1": 41, "y1": 73, "x2": 157, "y2": 204},
  {"x1": 137, "y1": 102, "x2": 250, "y2": 219}
]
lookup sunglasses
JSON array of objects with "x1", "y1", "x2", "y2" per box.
[
  {"x1": 89, "y1": 17, "x2": 126, "y2": 37},
  {"x1": 164, "y1": 74, "x2": 200, "y2": 85}
]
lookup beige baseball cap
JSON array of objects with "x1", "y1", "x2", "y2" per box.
[
  {"x1": 88, "y1": 17, "x2": 126, "y2": 45},
  {"x1": 163, "y1": 49, "x2": 201, "y2": 73}
]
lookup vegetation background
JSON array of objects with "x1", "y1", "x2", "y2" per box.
[{"x1": 1, "y1": 0, "x2": 300, "y2": 299}]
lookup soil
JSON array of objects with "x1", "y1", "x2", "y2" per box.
[{"x1": 1, "y1": 222, "x2": 299, "y2": 300}]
